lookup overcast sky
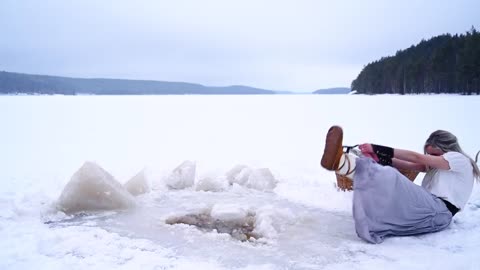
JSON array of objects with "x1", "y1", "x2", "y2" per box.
[{"x1": 1, "y1": 0, "x2": 478, "y2": 91}]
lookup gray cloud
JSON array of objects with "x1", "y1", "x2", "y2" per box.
[{"x1": 1, "y1": 0, "x2": 479, "y2": 91}]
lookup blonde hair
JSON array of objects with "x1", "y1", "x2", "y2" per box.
[{"x1": 424, "y1": 130, "x2": 480, "y2": 182}]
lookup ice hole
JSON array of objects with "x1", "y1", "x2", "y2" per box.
[{"x1": 165, "y1": 211, "x2": 260, "y2": 241}]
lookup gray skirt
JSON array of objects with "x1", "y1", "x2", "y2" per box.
[{"x1": 352, "y1": 158, "x2": 452, "y2": 244}]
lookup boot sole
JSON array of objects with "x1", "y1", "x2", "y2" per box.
[{"x1": 320, "y1": 126, "x2": 344, "y2": 171}]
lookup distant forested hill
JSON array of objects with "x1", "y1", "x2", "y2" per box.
[
  {"x1": 312, "y1": 87, "x2": 351, "y2": 94},
  {"x1": 351, "y1": 27, "x2": 480, "y2": 94},
  {"x1": 0, "y1": 71, "x2": 275, "y2": 95}
]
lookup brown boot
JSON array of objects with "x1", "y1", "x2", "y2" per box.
[{"x1": 320, "y1": 126, "x2": 344, "y2": 171}]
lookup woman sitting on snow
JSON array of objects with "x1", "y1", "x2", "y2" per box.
[{"x1": 320, "y1": 126, "x2": 480, "y2": 244}]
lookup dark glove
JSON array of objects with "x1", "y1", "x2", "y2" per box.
[{"x1": 372, "y1": 144, "x2": 394, "y2": 166}]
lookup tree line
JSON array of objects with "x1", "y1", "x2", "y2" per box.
[
  {"x1": 351, "y1": 27, "x2": 480, "y2": 94},
  {"x1": 0, "y1": 71, "x2": 275, "y2": 95}
]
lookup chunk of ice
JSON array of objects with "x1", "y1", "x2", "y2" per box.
[
  {"x1": 246, "y1": 168, "x2": 277, "y2": 191},
  {"x1": 165, "y1": 161, "x2": 196, "y2": 190},
  {"x1": 211, "y1": 204, "x2": 248, "y2": 221},
  {"x1": 226, "y1": 164, "x2": 250, "y2": 185},
  {"x1": 124, "y1": 169, "x2": 150, "y2": 196},
  {"x1": 57, "y1": 162, "x2": 135, "y2": 213},
  {"x1": 195, "y1": 176, "x2": 228, "y2": 192}
]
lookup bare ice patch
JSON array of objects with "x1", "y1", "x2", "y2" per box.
[{"x1": 166, "y1": 204, "x2": 258, "y2": 241}]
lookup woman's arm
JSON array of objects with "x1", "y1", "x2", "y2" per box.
[
  {"x1": 392, "y1": 158, "x2": 427, "y2": 172},
  {"x1": 393, "y1": 148, "x2": 450, "y2": 170},
  {"x1": 360, "y1": 143, "x2": 450, "y2": 171}
]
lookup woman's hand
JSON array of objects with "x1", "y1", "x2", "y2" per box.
[{"x1": 359, "y1": 143, "x2": 379, "y2": 162}]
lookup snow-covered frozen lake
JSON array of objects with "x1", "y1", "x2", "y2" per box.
[{"x1": 1, "y1": 95, "x2": 479, "y2": 270}]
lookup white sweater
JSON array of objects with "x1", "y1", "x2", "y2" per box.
[{"x1": 421, "y1": 152, "x2": 474, "y2": 210}]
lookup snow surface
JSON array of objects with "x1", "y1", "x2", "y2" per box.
[{"x1": 0, "y1": 95, "x2": 479, "y2": 270}]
